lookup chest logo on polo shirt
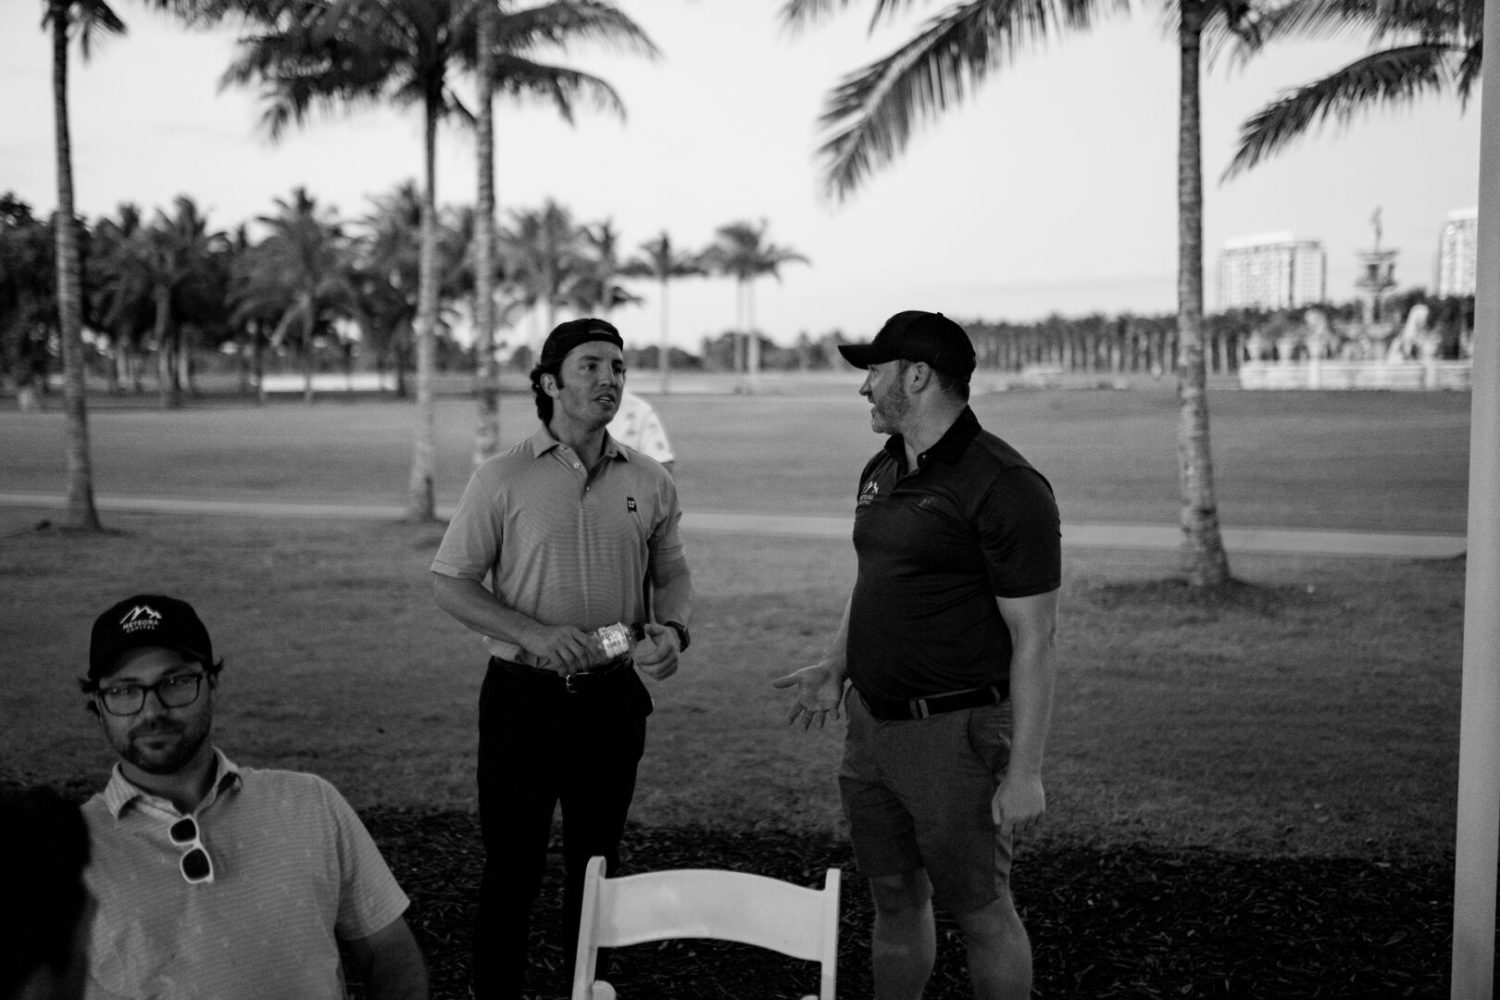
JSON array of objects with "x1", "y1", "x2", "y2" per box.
[
  {"x1": 857, "y1": 479, "x2": 879, "y2": 508},
  {"x1": 627, "y1": 497, "x2": 638, "y2": 512}
]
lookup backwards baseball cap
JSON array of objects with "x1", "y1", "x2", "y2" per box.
[
  {"x1": 838, "y1": 310, "x2": 977, "y2": 381},
  {"x1": 539, "y1": 318, "x2": 625, "y2": 369},
  {"x1": 89, "y1": 594, "x2": 213, "y2": 681}
]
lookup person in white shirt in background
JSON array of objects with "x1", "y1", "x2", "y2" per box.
[{"x1": 608, "y1": 390, "x2": 675, "y2": 474}]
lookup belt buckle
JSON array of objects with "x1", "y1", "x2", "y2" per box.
[{"x1": 565, "y1": 671, "x2": 581, "y2": 695}]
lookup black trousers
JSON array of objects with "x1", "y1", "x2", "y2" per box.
[{"x1": 471, "y1": 659, "x2": 651, "y2": 1000}]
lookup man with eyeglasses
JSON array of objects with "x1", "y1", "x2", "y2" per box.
[{"x1": 77, "y1": 594, "x2": 429, "y2": 1000}]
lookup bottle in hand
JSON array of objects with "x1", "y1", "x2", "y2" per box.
[{"x1": 588, "y1": 621, "x2": 645, "y2": 667}]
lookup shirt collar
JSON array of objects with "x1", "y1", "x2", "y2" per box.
[
  {"x1": 100, "y1": 748, "x2": 242, "y2": 819},
  {"x1": 882, "y1": 407, "x2": 982, "y2": 469},
  {"x1": 527, "y1": 424, "x2": 630, "y2": 462}
]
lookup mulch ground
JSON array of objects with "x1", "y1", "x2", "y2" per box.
[{"x1": 363, "y1": 807, "x2": 1474, "y2": 1000}]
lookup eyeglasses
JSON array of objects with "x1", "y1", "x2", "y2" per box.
[
  {"x1": 96, "y1": 673, "x2": 206, "y2": 717},
  {"x1": 168, "y1": 816, "x2": 214, "y2": 884}
]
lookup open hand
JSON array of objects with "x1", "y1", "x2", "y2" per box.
[{"x1": 772, "y1": 662, "x2": 846, "y2": 731}]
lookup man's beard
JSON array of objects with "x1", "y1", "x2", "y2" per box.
[
  {"x1": 873, "y1": 378, "x2": 910, "y2": 431},
  {"x1": 122, "y1": 721, "x2": 209, "y2": 775}
]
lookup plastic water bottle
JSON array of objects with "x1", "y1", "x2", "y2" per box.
[{"x1": 590, "y1": 621, "x2": 645, "y2": 665}]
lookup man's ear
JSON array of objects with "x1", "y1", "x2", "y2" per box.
[
  {"x1": 541, "y1": 373, "x2": 559, "y2": 397},
  {"x1": 907, "y1": 361, "x2": 934, "y2": 391}
]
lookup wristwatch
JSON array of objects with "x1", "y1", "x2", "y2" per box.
[{"x1": 664, "y1": 621, "x2": 691, "y2": 652}]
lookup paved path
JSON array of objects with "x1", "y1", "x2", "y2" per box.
[{"x1": 0, "y1": 492, "x2": 1466, "y2": 558}]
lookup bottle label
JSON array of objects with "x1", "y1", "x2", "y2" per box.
[{"x1": 596, "y1": 623, "x2": 632, "y2": 660}]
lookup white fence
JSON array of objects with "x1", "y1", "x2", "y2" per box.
[
  {"x1": 256, "y1": 372, "x2": 396, "y2": 394},
  {"x1": 1239, "y1": 359, "x2": 1473, "y2": 391}
]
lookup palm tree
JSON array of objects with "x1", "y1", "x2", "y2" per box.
[
  {"x1": 1222, "y1": 0, "x2": 1484, "y2": 177},
  {"x1": 233, "y1": 187, "x2": 357, "y2": 403},
  {"x1": 503, "y1": 199, "x2": 584, "y2": 351},
  {"x1": 138, "y1": 195, "x2": 223, "y2": 408},
  {"x1": 356, "y1": 181, "x2": 426, "y2": 398},
  {"x1": 567, "y1": 220, "x2": 643, "y2": 316},
  {"x1": 704, "y1": 218, "x2": 808, "y2": 393},
  {"x1": 0, "y1": 195, "x2": 59, "y2": 411},
  {"x1": 90, "y1": 203, "x2": 156, "y2": 393},
  {"x1": 42, "y1": 0, "x2": 122, "y2": 528},
  {"x1": 781, "y1": 0, "x2": 1238, "y2": 586},
  {"x1": 620, "y1": 231, "x2": 706, "y2": 393},
  {"x1": 473, "y1": 0, "x2": 501, "y2": 467},
  {"x1": 222, "y1": 0, "x2": 474, "y2": 520},
  {"x1": 468, "y1": 1, "x2": 657, "y2": 465}
]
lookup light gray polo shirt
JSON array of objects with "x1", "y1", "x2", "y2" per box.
[
  {"x1": 431, "y1": 425, "x2": 686, "y2": 663},
  {"x1": 82, "y1": 750, "x2": 409, "y2": 1000}
]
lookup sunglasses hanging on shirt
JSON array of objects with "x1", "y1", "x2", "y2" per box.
[{"x1": 169, "y1": 816, "x2": 214, "y2": 884}]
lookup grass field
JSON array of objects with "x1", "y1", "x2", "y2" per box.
[
  {"x1": 2, "y1": 382, "x2": 1472, "y2": 532},
  {"x1": 0, "y1": 385, "x2": 1476, "y2": 997}
]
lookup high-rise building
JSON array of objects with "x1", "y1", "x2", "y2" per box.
[
  {"x1": 1436, "y1": 208, "x2": 1478, "y2": 297},
  {"x1": 1217, "y1": 233, "x2": 1327, "y2": 311}
]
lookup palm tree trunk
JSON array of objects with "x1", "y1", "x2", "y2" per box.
[
  {"x1": 746, "y1": 279, "x2": 760, "y2": 392},
  {"x1": 659, "y1": 275, "x2": 671, "y2": 393},
  {"x1": 153, "y1": 288, "x2": 176, "y2": 409},
  {"x1": 302, "y1": 300, "x2": 317, "y2": 404},
  {"x1": 406, "y1": 97, "x2": 440, "y2": 521},
  {"x1": 51, "y1": 3, "x2": 100, "y2": 530},
  {"x1": 472, "y1": 1, "x2": 501, "y2": 468},
  {"x1": 1176, "y1": 1, "x2": 1230, "y2": 587}
]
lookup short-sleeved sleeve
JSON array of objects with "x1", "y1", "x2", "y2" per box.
[
  {"x1": 978, "y1": 466, "x2": 1061, "y2": 598},
  {"x1": 320, "y1": 778, "x2": 410, "y2": 942},
  {"x1": 431, "y1": 463, "x2": 504, "y2": 581}
]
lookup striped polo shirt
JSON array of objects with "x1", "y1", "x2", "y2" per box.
[
  {"x1": 82, "y1": 750, "x2": 409, "y2": 1000},
  {"x1": 431, "y1": 424, "x2": 686, "y2": 663}
]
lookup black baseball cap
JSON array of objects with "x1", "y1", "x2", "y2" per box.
[
  {"x1": 838, "y1": 310, "x2": 976, "y2": 380},
  {"x1": 539, "y1": 318, "x2": 624, "y2": 368},
  {"x1": 89, "y1": 594, "x2": 214, "y2": 681}
]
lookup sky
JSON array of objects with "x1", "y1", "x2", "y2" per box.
[{"x1": 0, "y1": 0, "x2": 1483, "y2": 353}]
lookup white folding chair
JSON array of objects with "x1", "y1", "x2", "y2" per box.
[{"x1": 570, "y1": 854, "x2": 842, "y2": 1000}]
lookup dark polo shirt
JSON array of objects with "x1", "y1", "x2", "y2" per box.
[{"x1": 847, "y1": 407, "x2": 1060, "y2": 702}]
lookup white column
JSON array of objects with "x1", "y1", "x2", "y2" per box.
[{"x1": 1451, "y1": 1, "x2": 1500, "y2": 992}]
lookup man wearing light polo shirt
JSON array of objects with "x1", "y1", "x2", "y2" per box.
[
  {"x1": 78, "y1": 593, "x2": 428, "y2": 1000},
  {"x1": 431, "y1": 317, "x2": 694, "y2": 1000}
]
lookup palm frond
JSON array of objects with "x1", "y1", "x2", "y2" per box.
[
  {"x1": 494, "y1": 1, "x2": 659, "y2": 60},
  {"x1": 779, "y1": 0, "x2": 918, "y2": 34},
  {"x1": 1214, "y1": 0, "x2": 1476, "y2": 65},
  {"x1": 42, "y1": 0, "x2": 128, "y2": 60},
  {"x1": 490, "y1": 55, "x2": 625, "y2": 122},
  {"x1": 815, "y1": 0, "x2": 1109, "y2": 200},
  {"x1": 1222, "y1": 42, "x2": 1456, "y2": 178}
]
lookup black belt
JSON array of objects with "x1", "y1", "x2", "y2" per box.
[
  {"x1": 491, "y1": 655, "x2": 633, "y2": 695},
  {"x1": 859, "y1": 684, "x2": 1005, "y2": 722}
]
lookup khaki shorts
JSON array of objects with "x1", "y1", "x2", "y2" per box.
[{"x1": 838, "y1": 690, "x2": 1014, "y2": 914}]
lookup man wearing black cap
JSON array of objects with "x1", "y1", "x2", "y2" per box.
[
  {"x1": 78, "y1": 594, "x2": 428, "y2": 1000},
  {"x1": 776, "y1": 311, "x2": 1061, "y2": 1000},
  {"x1": 431, "y1": 317, "x2": 694, "y2": 999}
]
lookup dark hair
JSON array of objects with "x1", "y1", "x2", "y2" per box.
[
  {"x1": 0, "y1": 787, "x2": 91, "y2": 997},
  {"x1": 934, "y1": 369, "x2": 970, "y2": 402},
  {"x1": 897, "y1": 358, "x2": 970, "y2": 402},
  {"x1": 529, "y1": 362, "x2": 561, "y2": 424}
]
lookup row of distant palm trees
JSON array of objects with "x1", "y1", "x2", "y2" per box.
[{"x1": 3, "y1": 183, "x2": 809, "y2": 404}]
